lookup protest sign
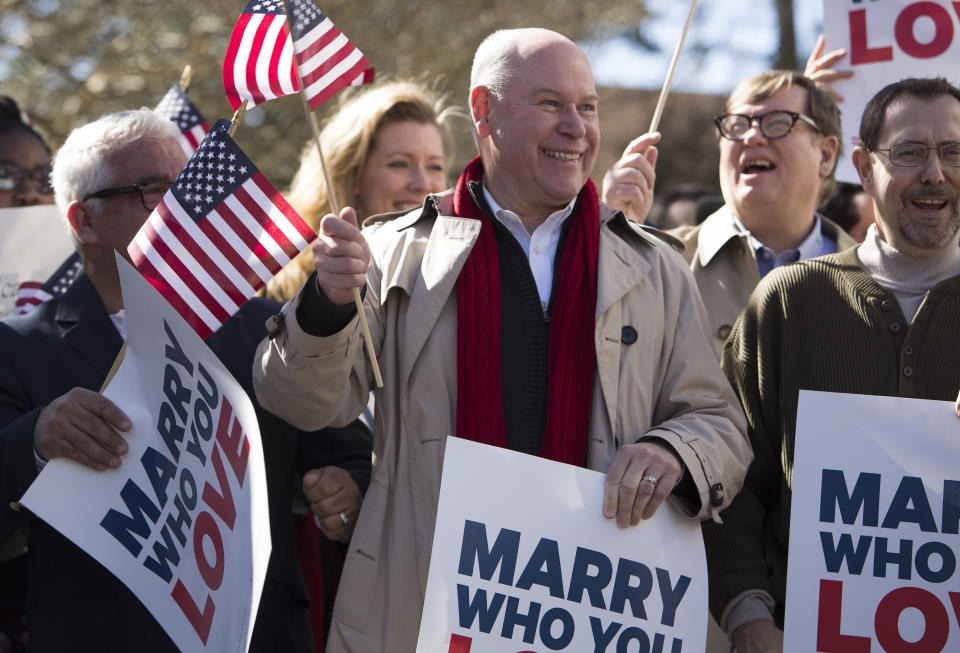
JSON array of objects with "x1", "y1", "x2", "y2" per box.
[
  {"x1": 784, "y1": 391, "x2": 959, "y2": 652},
  {"x1": 0, "y1": 204, "x2": 75, "y2": 317},
  {"x1": 20, "y1": 254, "x2": 271, "y2": 652},
  {"x1": 416, "y1": 437, "x2": 707, "y2": 653},
  {"x1": 823, "y1": 0, "x2": 960, "y2": 183}
]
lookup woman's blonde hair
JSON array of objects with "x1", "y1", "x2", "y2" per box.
[{"x1": 265, "y1": 79, "x2": 460, "y2": 302}]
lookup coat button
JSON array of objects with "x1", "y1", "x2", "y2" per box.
[
  {"x1": 889, "y1": 322, "x2": 902, "y2": 333},
  {"x1": 710, "y1": 483, "x2": 725, "y2": 507},
  {"x1": 621, "y1": 326, "x2": 638, "y2": 345},
  {"x1": 717, "y1": 325, "x2": 732, "y2": 341},
  {"x1": 881, "y1": 299, "x2": 893, "y2": 311}
]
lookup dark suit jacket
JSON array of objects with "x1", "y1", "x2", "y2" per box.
[{"x1": 0, "y1": 274, "x2": 317, "y2": 652}]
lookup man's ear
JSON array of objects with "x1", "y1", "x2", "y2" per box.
[
  {"x1": 470, "y1": 86, "x2": 492, "y2": 138},
  {"x1": 852, "y1": 147, "x2": 874, "y2": 195},
  {"x1": 66, "y1": 200, "x2": 98, "y2": 245},
  {"x1": 818, "y1": 134, "x2": 839, "y2": 178}
]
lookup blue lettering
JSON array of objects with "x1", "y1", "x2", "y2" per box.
[
  {"x1": 457, "y1": 520, "x2": 520, "y2": 585},
  {"x1": 516, "y1": 537, "x2": 564, "y2": 598}
]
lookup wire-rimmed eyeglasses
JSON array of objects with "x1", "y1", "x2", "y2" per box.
[{"x1": 873, "y1": 142, "x2": 960, "y2": 168}]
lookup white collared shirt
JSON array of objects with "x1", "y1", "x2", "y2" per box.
[{"x1": 481, "y1": 185, "x2": 576, "y2": 310}]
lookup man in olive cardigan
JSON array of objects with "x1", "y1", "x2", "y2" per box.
[{"x1": 703, "y1": 77, "x2": 960, "y2": 653}]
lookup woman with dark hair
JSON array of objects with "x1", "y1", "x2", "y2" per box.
[{"x1": 0, "y1": 96, "x2": 53, "y2": 209}]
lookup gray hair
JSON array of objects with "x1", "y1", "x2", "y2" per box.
[
  {"x1": 469, "y1": 29, "x2": 523, "y2": 105},
  {"x1": 52, "y1": 108, "x2": 181, "y2": 224}
]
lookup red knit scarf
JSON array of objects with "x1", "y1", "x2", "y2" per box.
[{"x1": 454, "y1": 155, "x2": 599, "y2": 467}]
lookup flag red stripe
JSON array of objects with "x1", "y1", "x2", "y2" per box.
[
  {"x1": 195, "y1": 214, "x2": 266, "y2": 291},
  {"x1": 299, "y1": 44, "x2": 353, "y2": 88},
  {"x1": 250, "y1": 171, "x2": 316, "y2": 242},
  {"x1": 266, "y1": 22, "x2": 291, "y2": 100},
  {"x1": 307, "y1": 56, "x2": 371, "y2": 110},
  {"x1": 156, "y1": 202, "x2": 248, "y2": 307},
  {"x1": 129, "y1": 242, "x2": 213, "y2": 340},
  {"x1": 222, "y1": 14, "x2": 250, "y2": 110},
  {"x1": 234, "y1": 185, "x2": 299, "y2": 260},
  {"x1": 245, "y1": 17, "x2": 276, "y2": 105},
  {"x1": 140, "y1": 215, "x2": 233, "y2": 325},
  {"x1": 296, "y1": 23, "x2": 340, "y2": 61},
  {"x1": 17, "y1": 282, "x2": 43, "y2": 291},
  {"x1": 213, "y1": 201, "x2": 283, "y2": 275}
]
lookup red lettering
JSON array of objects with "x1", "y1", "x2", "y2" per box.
[
  {"x1": 816, "y1": 579, "x2": 871, "y2": 653},
  {"x1": 215, "y1": 397, "x2": 249, "y2": 486},
  {"x1": 449, "y1": 634, "x2": 472, "y2": 653},
  {"x1": 850, "y1": 9, "x2": 894, "y2": 64},
  {"x1": 895, "y1": 2, "x2": 954, "y2": 59},
  {"x1": 201, "y1": 446, "x2": 237, "y2": 529},
  {"x1": 875, "y1": 587, "x2": 950, "y2": 652},
  {"x1": 193, "y1": 510, "x2": 225, "y2": 591},
  {"x1": 951, "y1": 592, "x2": 960, "y2": 627},
  {"x1": 172, "y1": 578, "x2": 215, "y2": 645}
]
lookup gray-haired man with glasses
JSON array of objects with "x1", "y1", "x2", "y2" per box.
[
  {"x1": 669, "y1": 70, "x2": 857, "y2": 357},
  {"x1": 703, "y1": 77, "x2": 960, "y2": 653}
]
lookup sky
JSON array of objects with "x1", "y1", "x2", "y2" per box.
[{"x1": 583, "y1": 0, "x2": 824, "y2": 95}]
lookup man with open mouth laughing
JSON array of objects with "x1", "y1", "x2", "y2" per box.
[
  {"x1": 703, "y1": 77, "x2": 960, "y2": 653},
  {"x1": 668, "y1": 71, "x2": 856, "y2": 357}
]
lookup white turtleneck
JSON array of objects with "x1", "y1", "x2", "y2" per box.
[{"x1": 856, "y1": 224, "x2": 960, "y2": 323}]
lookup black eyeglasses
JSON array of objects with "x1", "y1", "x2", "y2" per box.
[
  {"x1": 0, "y1": 162, "x2": 53, "y2": 195},
  {"x1": 83, "y1": 180, "x2": 173, "y2": 211},
  {"x1": 873, "y1": 142, "x2": 960, "y2": 168},
  {"x1": 714, "y1": 110, "x2": 822, "y2": 141}
]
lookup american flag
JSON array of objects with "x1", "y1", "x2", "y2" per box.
[
  {"x1": 155, "y1": 85, "x2": 210, "y2": 157},
  {"x1": 222, "y1": 0, "x2": 372, "y2": 111},
  {"x1": 13, "y1": 252, "x2": 82, "y2": 315},
  {"x1": 128, "y1": 119, "x2": 315, "y2": 339}
]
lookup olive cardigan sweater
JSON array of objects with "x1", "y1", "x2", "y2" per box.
[{"x1": 702, "y1": 246, "x2": 960, "y2": 627}]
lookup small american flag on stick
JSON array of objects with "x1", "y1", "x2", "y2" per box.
[
  {"x1": 128, "y1": 119, "x2": 315, "y2": 339},
  {"x1": 13, "y1": 252, "x2": 82, "y2": 315},
  {"x1": 222, "y1": 0, "x2": 371, "y2": 111},
  {"x1": 155, "y1": 85, "x2": 210, "y2": 157}
]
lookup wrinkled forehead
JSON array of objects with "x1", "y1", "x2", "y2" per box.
[
  {"x1": 505, "y1": 37, "x2": 597, "y2": 97},
  {"x1": 878, "y1": 94, "x2": 960, "y2": 143},
  {"x1": 727, "y1": 84, "x2": 808, "y2": 115}
]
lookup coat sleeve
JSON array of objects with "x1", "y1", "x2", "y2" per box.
[
  {"x1": 253, "y1": 260, "x2": 384, "y2": 433},
  {"x1": 0, "y1": 334, "x2": 42, "y2": 539},
  {"x1": 701, "y1": 282, "x2": 784, "y2": 621},
  {"x1": 640, "y1": 250, "x2": 752, "y2": 521}
]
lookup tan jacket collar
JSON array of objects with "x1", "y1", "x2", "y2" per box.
[{"x1": 696, "y1": 204, "x2": 744, "y2": 267}]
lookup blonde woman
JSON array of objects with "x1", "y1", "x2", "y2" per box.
[{"x1": 265, "y1": 80, "x2": 459, "y2": 302}]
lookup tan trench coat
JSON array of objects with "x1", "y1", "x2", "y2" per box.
[
  {"x1": 253, "y1": 189, "x2": 751, "y2": 653},
  {"x1": 672, "y1": 205, "x2": 857, "y2": 357}
]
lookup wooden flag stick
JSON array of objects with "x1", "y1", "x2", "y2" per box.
[
  {"x1": 228, "y1": 100, "x2": 248, "y2": 138},
  {"x1": 649, "y1": 0, "x2": 700, "y2": 133},
  {"x1": 281, "y1": 0, "x2": 383, "y2": 388},
  {"x1": 178, "y1": 65, "x2": 193, "y2": 92}
]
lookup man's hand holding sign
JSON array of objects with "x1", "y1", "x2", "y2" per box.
[{"x1": 34, "y1": 388, "x2": 130, "y2": 471}]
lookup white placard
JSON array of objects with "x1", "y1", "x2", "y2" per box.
[
  {"x1": 21, "y1": 254, "x2": 271, "y2": 652},
  {"x1": 823, "y1": 1, "x2": 960, "y2": 183},
  {"x1": 785, "y1": 390, "x2": 959, "y2": 652},
  {"x1": 417, "y1": 437, "x2": 708, "y2": 653},
  {"x1": 0, "y1": 205, "x2": 74, "y2": 317}
]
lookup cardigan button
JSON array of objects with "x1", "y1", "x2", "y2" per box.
[
  {"x1": 881, "y1": 299, "x2": 893, "y2": 311},
  {"x1": 717, "y1": 325, "x2": 732, "y2": 341},
  {"x1": 621, "y1": 326, "x2": 638, "y2": 345},
  {"x1": 903, "y1": 345, "x2": 913, "y2": 356},
  {"x1": 889, "y1": 322, "x2": 902, "y2": 333},
  {"x1": 903, "y1": 366, "x2": 914, "y2": 377}
]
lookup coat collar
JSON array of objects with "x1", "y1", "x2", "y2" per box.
[
  {"x1": 54, "y1": 272, "x2": 123, "y2": 381},
  {"x1": 696, "y1": 204, "x2": 743, "y2": 267}
]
